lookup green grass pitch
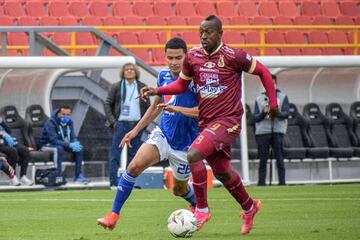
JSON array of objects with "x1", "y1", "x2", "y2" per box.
[{"x1": 0, "y1": 184, "x2": 359, "y2": 240}]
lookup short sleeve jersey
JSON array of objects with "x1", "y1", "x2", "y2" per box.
[
  {"x1": 180, "y1": 43, "x2": 256, "y2": 126},
  {"x1": 157, "y1": 68, "x2": 199, "y2": 151}
]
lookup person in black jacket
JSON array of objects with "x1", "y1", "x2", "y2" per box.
[
  {"x1": 103, "y1": 63, "x2": 151, "y2": 187},
  {"x1": 0, "y1": 117, "x2": 33, "y2": 186},
  {"x1": 39, "y1": 106, "x2": 89, "y2": 183}
]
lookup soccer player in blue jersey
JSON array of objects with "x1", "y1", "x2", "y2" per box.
[{"x1": 97, "y1": 37, "x2": 199, "y2": 230}]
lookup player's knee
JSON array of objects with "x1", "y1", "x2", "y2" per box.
[
  {"x1": 214, "y1": 173, "x2": 231, "y2": 183},
  {"x1": 172, "y1": 185, "x2": 184, "y2": 196},
  {"x1": 127, "y1": 161, "x2": 142, "y2": 177},
  {"x1": 187, "y1": 148, "x2": 203, "y2": 163}
]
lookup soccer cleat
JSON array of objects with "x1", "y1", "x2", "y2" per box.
[
  {"x1": 188, "y1": 204, "x2": 196, "y2": 214},
  {"x1": 9, "y1": 176, "x2": 21, "y2": 186},
  {"x1": 240, "y1": 199, "x2": 262, "y2": 235},
  {"x1": 74, "y1": 174, "x2": 90, "y2": 184},
  {"x1": 194, "y1": 210, "x2": 211, "y2": 231},
  {"x1": 20, "y1": 175, "x2": 33, "y2": 186},
  {"x1": 96, "y1": 211, "x2": 119, "y2": 230}
]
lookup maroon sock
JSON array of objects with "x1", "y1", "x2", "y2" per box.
[
  {"x1": 224, "y1": 170, "x2": 253, "y2": 211},
  {"x1": 189, "y1": 160, "x2": 208, "y2": 209}
]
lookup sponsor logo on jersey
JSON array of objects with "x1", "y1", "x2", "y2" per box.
[
  {"x1": 200, "y1": 72, "x2": 219, "y2": 84},
  {"x1": 217, "y1": 55, "x2": 225, "y2": 67},
  {"x1": 246, "y1": 53, "x2": 252, "y2": 62},
  {"x1": 204, "y1": 61, "x2": 216, "y2": 69},
  {"x1": 196, "y1": 85, "x2": 227, "y2": 99},
  {"x1": 227, "y1": 124, "x2": 240, "y2": 133}
]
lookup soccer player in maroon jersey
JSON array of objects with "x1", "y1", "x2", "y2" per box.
[{"x1": 141, "y1": 15, "x2": 279, "y2": 235}]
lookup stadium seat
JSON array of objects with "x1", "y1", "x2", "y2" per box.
[
  {"x1": 356, "y1": 16, "x2": 360, "y2": 25},
  {"x1": 223, "y1": 31, "x2": 245, "y2": 44},
  {"x1": 284, "y1": 31, "x2": 305, "y2": 55},
  {"x1": 350, "y1": 102, "x2": 360, "y2": 148},
  {"x1": 279, "y1": 1, "x2": 299, "y2": 17},
  {"x1": 244, "y1": 31, "x2": 260, "y2": 56},
  {"x1": 182, "y1": 31, "x2": 200, "y2": 45},
  {"x1": 238, "y1": 2, "x2": 258, "y2": 17},
  {"x1": 76, "y1": 32, "x2": 97, "y2": 56},
  {"x1": 4, "y1": 2, "x2": 26, "y2": 18},
  {"x1": 0, "y1": 105, "x2": 52, "y2": 163},
  {"x1": 273, "y1": 16, "x2": 293, "y2": 25},
  {"x1": 158, "y1": 31, "x2": 183, "y2": 44},
  {"x1": 113, "y1": 2, "x2": 133, "y2": 17},
  {"x1": 283, "y1": 103, "x2": 310, "y2": 159},
  {"x1": 312, "y1": 16, "x2": 333, "y2": 25},
  {"x1": 103, "y1": 16, "x2": 123, "y2": 26},
  {"x1": 195, "y1": 2, "x2": 217, "y2": 17},
  {"x1": 302, "y1": 103, "x2": 331, "y2": 158},
  {"x1": 258, "y1": 2, "x2": 279, "y2": 18},
  {"x1": 118, "y1": 31, "x2": 139, "y2": 45},
  {"x1": 82, "y1": 16, "x2": 103, "y2": 26},
  {"x1": 304, "y1": 31, "x2": 328, "y2": 55},
  {"x1": 39, "y1": 16, "x2": 59, "y2": 26},
  {"x1": 245, "y1": 104, "x2": 258, "y2": 160},
  {"x1": 58, "y1": 16, "x2": 78, "y2": 26},
  {"x1": 152, "y1": 48, "x2": 166, "y2": 65},
  {"x1": 167, "y1": 16, "x2": 187, "y2": 25},
  {"x1": 265, "y1": 31, "x2": 285, "y2": 55},
  {"x1": 89, "y1": 2, "x2": 110, "y2": 17},
  {"x1": 301, "y1": 1, "x2": 321, "y2": 17},
  {"x1": 339, "y1": 2, "x2": 359, "y2": 16},
  {"x1": 321, "y1": 1, "x2": 341, "y2": 17},
  {"x1": 217, "y1": 1, "x2": 237, "y2": 18},
  {"x1": 52, "y1": 32, "x2": 71, "y2": 46},
  {"x1": 335, "y1": 16, "x2": 355, "y2": 25},
  {"x1": 133, "y1": 2, "x2": 154, "y2": 18},
  {"x1": 251, "y1": 16, "x2": 272, "y2": 25},
  {"x1": 68, "y1": 2, "x2": 90, "y2": 19},
  {"x1": 325, "y1": 103, "x2": 356, "y2": 157},
  {"x1": 153, "y1": 2, "x2": 175, "y2": 17},
  {"x1": 48, "y1": 2, "x2": 70, "y2": 17},
  {"x1": 187, "y1": 16, "x2": 203, "y2": 26},
  {"x1": 0, "y1": 16, "x2": 14, "y2": 26},
  {"x1": 26, "y1": 1, "x2": 47, "y2": 17},
  {"x1": 123, "y1": 16, "x2": 144, "y2": 26},
  {"x1": 7, "y1": 32, "x2": 28, "y2": 56},
  {"x1": 230, "y1": 16, "x2": 249, "y2": 25},
  {"x1": 138, "y1": 31, "x2": 159, "y2": 44},
  {"x1": 293, "y1": 16, "x2": 313, "y2": 25},
  {"x1": 146, "y1": 16, "x2": 167, "y2": 26},
  {"x1": 18, "y1": 16, "x2": 38, "y2": 26},
  {"x1": 130, "y1": 48, "x2": 152, "y2": 64},
  {"x1": 176, "y1": 2, "x2": 197, "y2": 17},
  {"x1": 327, "y1": 30, "x2": 351, "y2": 55},
  {"x1": 25, "y1": 105, "x2": 49, "y2": 151}
]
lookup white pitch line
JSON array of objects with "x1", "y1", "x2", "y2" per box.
[{"x1": 0, "y1": 198, "x2": 359, "y2": 203}]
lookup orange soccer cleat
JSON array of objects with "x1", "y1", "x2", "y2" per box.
[
  {"x1": 96, "y1": 211, "x2": 119, "y2": 231},
  {"x1": 241, "y1": 199, "x2": 262, "y2": 235}
]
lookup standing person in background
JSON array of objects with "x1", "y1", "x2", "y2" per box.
[
  {"x1": 104, "y1": 63, "x2": 150, "y2": 188},
  {"x1": 39, "y1": 106, "x2": 89, "y2": 183},
  {"x1": 141, "y1": 15, "x2": 279, "y2": 235},
  {"x1": 97, "y1": 37, "x2": 199, "y2": 231},
  {"x1": 0, "y1": 117, "x2": 33, "y2": 186},
  {"x1": 254, "y1": 74, "x2": 289, "y2": 186}
]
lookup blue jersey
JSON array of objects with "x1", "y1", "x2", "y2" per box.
[{"x1": 158, "y1": 68, "x2": 198, "y2": 151}]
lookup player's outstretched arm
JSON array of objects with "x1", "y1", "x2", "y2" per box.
[
  {"x1": 157, "y1": 104, "x2": 199, "y2": 118},
  {"x1": 119, "y1": 95, "x2": 163, "y2": 148},
  {"x1": 252, "y1": 60, "x2": 279, "y2": 119},
  {"x1": 140, "y1": 77, "x2": 190, "y2": 100}
]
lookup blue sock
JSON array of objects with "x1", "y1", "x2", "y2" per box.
[
  {"x1": 112, "y1": 171, "x2": 136, "y2": 214},
  {"x1": 182, "y1": 183, "x2": 196, "y2": 207}
]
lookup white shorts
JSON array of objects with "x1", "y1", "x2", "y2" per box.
[{"x1": 145, "y1": 126, "x2": 191, "y2": 181}]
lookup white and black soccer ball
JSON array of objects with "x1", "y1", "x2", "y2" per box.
[{"x1": 167, "y1": 209, "x2": 198, "y2": 238}]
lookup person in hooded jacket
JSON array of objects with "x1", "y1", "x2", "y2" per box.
[{"x1": 39, "y1": 106, "x2": 89, "y2": 183}]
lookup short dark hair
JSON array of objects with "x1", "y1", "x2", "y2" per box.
[
  {"x1": 165, "y1": 37, "x2": 187, "y2": 53},
  {"x1": 59, "y1": 105, "x2": 71, "y2": 111},
  {"x1": 204, "y1": 15, "x2": 222, "y2": 32}
]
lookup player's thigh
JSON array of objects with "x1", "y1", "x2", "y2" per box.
[
  {"x1": 169, "y1": 149, "x2": 191, "y2": 182},
  {"x1": 127, "y1": 143, "x2": 160, "y2": 176},
  {"x1": 173, "y1": 178, "x2": 189, "y2": 196}
]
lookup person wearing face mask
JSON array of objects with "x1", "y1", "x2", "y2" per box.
[{"x1": 39, "y1": 106, "x2": 89, "y2": 183}]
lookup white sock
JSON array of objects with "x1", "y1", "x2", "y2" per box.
[{"x1": 196, "y1": 207, "x2": 209, "y2": 213}]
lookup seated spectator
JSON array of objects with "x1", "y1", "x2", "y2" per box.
[
  {"x1": 39, "y1": 106, "x2": 90, "y2": 184},
  {"x1": 0, "y1": 117, "x2": 33, "y2": 186},
  {"x1": 0, "y1": 153, "x2": 19, "y2": 185}
]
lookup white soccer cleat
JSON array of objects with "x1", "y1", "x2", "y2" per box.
[
  {"x1": 20, "y1": 175, "x2": 34, "y2": 186},
  {"x1": 10, "y1": 176, "x2": 21, "y2": 186}
]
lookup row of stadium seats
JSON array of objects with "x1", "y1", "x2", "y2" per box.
[
  {"x1": 1, "y1": 15, "x2": 359, "y2": 26},
  {"x1": 245, "y1": 102, "x2": 360, "y2": 160},
  {"x1": 1, "y1": 29, "x2": 356, "y2": 58},
  {"x1": 0, "y1": 1, "x2": 358, "y2": 19}
]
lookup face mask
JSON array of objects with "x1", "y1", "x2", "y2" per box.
[{"x1": 59, "y1": 115, "x2": 70, "y2": 124}]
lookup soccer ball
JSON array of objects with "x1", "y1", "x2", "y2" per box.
[{"x1": 167, "y1": 209, "x2": 198, "y2": 238}]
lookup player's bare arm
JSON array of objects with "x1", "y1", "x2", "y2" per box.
[
  {"x1": 157, "y1": 104, "x2": 199, "y2": 119},
  {"x1": 119, "y1": 95, "x2": 163, "y2": 148},
  {"x1": 140, "y1": 86, "x2": 158, "y2": 101}
]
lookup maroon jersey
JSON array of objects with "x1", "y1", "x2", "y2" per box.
[{"x1": 180, "y1": 43, "x2": 256, "y2": 127}]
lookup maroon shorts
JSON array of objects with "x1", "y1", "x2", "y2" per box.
[{"x1": 190, "y1": 119, "x2": 241, "y2": 161}]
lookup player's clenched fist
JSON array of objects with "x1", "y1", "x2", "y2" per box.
[
  {"x1": 268, "y1": 107, "x2": 280, "y2": 120},
  {"x1": 140, "y1": 86, "x2": 158, "y2": 101}
]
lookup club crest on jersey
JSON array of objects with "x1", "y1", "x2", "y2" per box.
[
  {"x1": 217, "y1": 55, "x2": 225, "y2": 67},
  {"x1": 204, "y1": 61, "x2": 216, "y2": 69}
]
